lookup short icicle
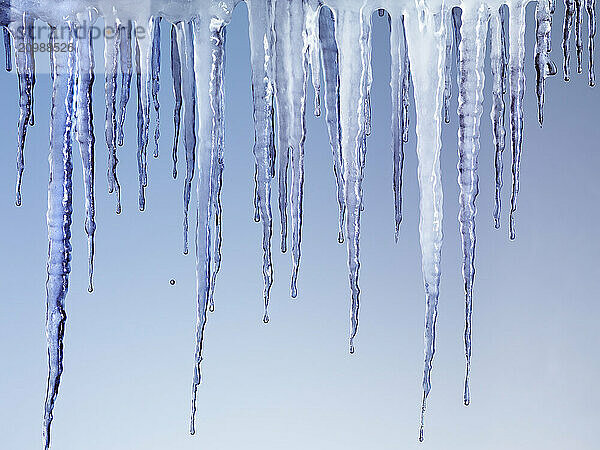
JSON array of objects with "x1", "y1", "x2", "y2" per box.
[
  {"x1": 508, "y1": 2, "x2": 528, "y2": 240},
  {"x1": 9, "y1": 13, "x2": 35, "y2": 207},
  {"x1": 535, "y1": 0, "x2": 556, "y2": 126},
  {"x1": 3, "y1": 26, "x2": 11, "y2": 72},
  {"x1": 575, "y1": 0, "x2": 583, "y2": 73},
  {"x1": 43, "y1": 23, "x2": 76, "y2": 450},
  {"x1": 152, "y1": 16, "x2": 162, "y2": 158},
  {"x1": 563, "y1": 0, "x2": 576, "y2": 80},
  {"x1": 586, "y1": 0, "x2": 596, "y2": 85},
  {"x1": 171, "y1": 23, "x2": 183, "y2": 178},
  {"x1": 490, "y1": 9, "x2": 507, "y2": 229},
  {"x1": 135, "y1": 17, "x2": 155, "y2": 211},
  {"x1": 401, "y1": 4, "x2": 447, "y2": 441},
  {"x1": 104, "y1": 16, "x2": 121, "y2": 213},
  {"x1": 456, "y1": 2, "x2": 490, "y2": 408},
  {"x1": 390, "y1": 13, "x2": 408, "y2": 241},
  {"x1": 75, "y1": 11, "x2": 97, "y2": 293},
  {"x1": 319, "y1": 7, "x2": 346, "y2": 244},
  {"x1": 175, "y1": 21, "x2": 197, "y2": 255},
  {"x1": 117, "y1": 21, "x2": 133, "y2": 147},
  {"x1": 247, "y1": 0, "x2": 275, "y2": 321}
]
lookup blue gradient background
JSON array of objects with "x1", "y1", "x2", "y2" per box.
[{"x1": 1, "y1": 3, "x2": 599, "y2": 449}]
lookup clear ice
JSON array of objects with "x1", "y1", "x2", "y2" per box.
[{"x1": 0, "y1": 0, "x2": 595, "y2": 448}]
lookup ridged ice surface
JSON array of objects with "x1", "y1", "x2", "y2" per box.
[{"x1": 0, "y1": 0, "x2": 595, "y2": 448}]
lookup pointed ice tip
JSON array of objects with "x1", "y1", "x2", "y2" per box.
[
  {"x1": 15, "y1": 197, "x2": 21, "y2": 207},
  {"x1": 87, "y1": 284, "x2": 93, "y2": 293},
  {"x1": 209, "y1": 303, "x2": 215, "y2": 313},
  {"x1": 262, "y1": 313, "x2": 269, "y2": 324},
  {"x1": 183, "y1": 249, "x2": 189, "y2": 256},
  {"x1": 281, "y1": 241, "x2": 287, "y2": 253},
  {"x1": 337, "y1": 231, "x2": 344, "y2": 244},
  {"x1": 418, "y1": 424, "x2": 424, "y2": 442},
  {"x1": 494, "y1": 220, "x2": 500, "y2": 230}
]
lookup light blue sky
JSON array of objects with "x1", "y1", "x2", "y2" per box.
[{"x1": 1, "y1": 3, "x2": 599, "y2": 449}]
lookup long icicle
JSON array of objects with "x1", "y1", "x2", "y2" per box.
[
  {"x1": 456, "y1": 3, "x2": 490, "y2": 408},
  {"x1": 189, "y1": 15, "x2": 226, "y2": 436},
  {"x1": 319, "y1": 7, "x2": 346, "y2": 244},
  {"x1": 247, "y1": 0, "x2": 275, "y2": 321},
  {"x1": 490, "y1": 9, "x2": 507, "y2": 229},
  {"x1": 208, "y1": 25, "x2": 226, "y2": 314},
  {"x1": 75, "y1": 12, "x2": 97, "y2": 294},
  {"x1": 508, "y1": 2, "x2": 528, "y2": 240},
  {"x1": 43, "y1": 23, "x2": 76, "y2": 450},
  {"x1": 273, "y1": 0, "x2": 309, "y2": 297},
  {"x1": 171, "y1": 23, "x2": 183, "y2": 178},
  {"x1": 334, "y1": 5, "x2": 370, "y2": 354},
  {"x1": 104, "y1": 16, "x2": 121, "y2": 214},
  {"x1": 117, "y1": 21, "x2": 133, "y2": 147},
  {"x1": 400, "y1": 5, "x2": 446, "y2": 441}
]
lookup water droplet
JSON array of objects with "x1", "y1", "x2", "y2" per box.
[{"x1": 169, "y1": 279, "x2": 176, "y2": 285}]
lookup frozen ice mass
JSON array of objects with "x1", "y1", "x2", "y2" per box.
[{"x1": 0, "y1": 0, "x2": 595, "y2": 447}]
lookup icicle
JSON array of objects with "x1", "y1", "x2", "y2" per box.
[
  {"x1": 401, "y1": 26, "x2": 411, "y2": 144},
  {"x1": 509, "y1": 3, "x2": 528, "y2": 240},
  {"x1": 117, "y1": 21, "x2": 133, "y2": 147},
  {"x1": 152, "y1": 17, "x2": 162, "y2": 158},
  {"x1": 189, "y1": 15, "x2": 227, "y2": 436},
  {"x1": 9, "y1": 13, "x2": 34, "y2": 207},
  {"x1": 305, "y1": 2, "x2": 322, "y2": 117},
  {"x1": 171, "y1": 24, "x2": 182, "y2": 178},
  {"x1": 75, "y1": 11, "x2": 97, "y2": 294},
  {"x1": 535, "y1": 0, "x2": 556, "y2": 126},
  {"x1": 456, "y1": 3, "x2": 490, "y2": 408},
  {"x1": 443, "y1": 11, "x2": 454, "y2": 124},
  {"x1": 273, "y1": 0, "x2": 309, "y2": 297},
  {"x1": 43, "y1": 23, "x2": 76, "y2": 450},
  {"x1": 575, "y1": 0, "x2": 584, "y2": 73},
  {"x1": 390, "y1": 14, "x2": 407, "y2": 241},
  {"x1": 3, "y1": 27, "x2": 11, "y2": 72},
  {"x1": 563, "y1": 0, "x2": 576, "y2": 80},
  {"x1": 319, "y1": 7, "x2": 346, "y2": 244},
  {"x1": 587, "y1": 0, "x2": 596, "y2": 86},
  {"x1": 208, "y1": 25, "x2": 226, "y2": 315},
  {"x1": 333, "y1": 6, "x2": 371, "y2": 355},
  {"x1": 398, "y1": 5, "x2": 447, "y2": 441},
  {"x1": 135, "y1": 17, "x2": 155, "y2": 211},
  {"x1": 490, "y1": 10, "x2": 507, "y2": 229},
  {"x1": 104, "y1": 17, "x2": 121, "y2": 214},
  {"x1": 176, "y1": 21, "x2": 197, "y2": 255},
  {"x1": 247, "y1": 0, "x2": 275, "y2": 321}
]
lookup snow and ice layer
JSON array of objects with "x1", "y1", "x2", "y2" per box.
[{"x1": 0, "y1": 0, "x2": 594, "y2": 447}]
